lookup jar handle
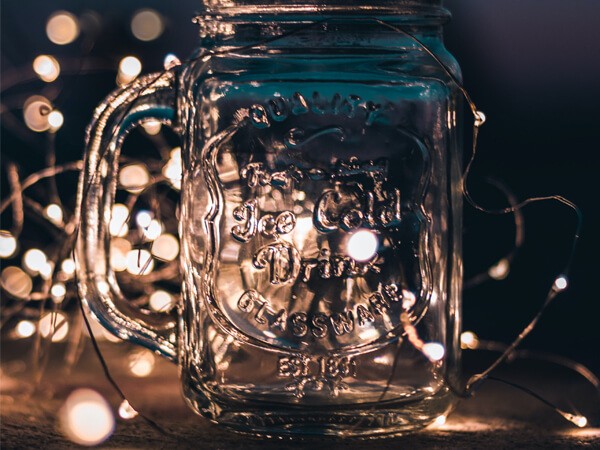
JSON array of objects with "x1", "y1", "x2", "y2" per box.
[{"x1": 76, "y1": 71, "x2": 178, "y2": 361}]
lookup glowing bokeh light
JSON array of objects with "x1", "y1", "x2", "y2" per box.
[
  {"x1": 23, "y1": 97, "x2": 51, "y2": 132},
  {"x1": 117, "y1": 56, "x2": 142, "y2": 86},
  {"x1": 163, "y1": 53, "x2": 181, "y2": 70},
  {"x1": 125, "y1": 249, "x2": 154, "y2": 275},
  {"x1": 131, "y1": 9, "x2": 163, "y2": 41},
  {"x1": 110, "y1": 238, "x2": 132, "y2": 272},
  {"x1": 39, "y1": 311, "x2": 69, "y2": 342},
  {"x1": 149, "y1": 290, "x2": 175, "y2": 312},
  {"x1": 488, "y1": 258, "x2": 510, "y2": 280},
  {"x1": 460, "y1": 331, "x2": 480, "y2": 350},
  {"x1": 119, "y1": 164, "x2": 149, "y2": 193},
  {"x1": 346, "y1": 229, "x2": 378, "y2": 262},
  {"x1": 151, "y1": 233, "x2": 179, "y2": 261},
  {"x1": 0, "y1": 230, "x2": 17, "y2": 258},
  {"x1": 118, "y1": 400, "x2": 139, "y2": 420},
  {"x1": 61, "y1": 258, "x2": 76, "y2": 276},
  {"x1": 16, "y1": 320, "x2": 36, "y2": 338},
  {"x1": 60, "y1": 389, "x2": 115, "y2": 446},
  {"x1": 109, "y1": 204, "x2": 129, "y2": 237},
  {"x1": 2, "y1": 266, "x2": 33, "y2": 299},
  {"x1": 46, "y1": 11, "x2": 80, "y2": 45},
  {"x1": 433, "y1": 415, "x2": 447, "y2": 426},
  {"x1": 554, "y1": 275, "x2": 569, "y2": 291},
  {"x1": 162, "y1": 147, "x2": 182, "y2": 190},
  {"x1": 128, "y1": 349, "x2": 155, "y2": 377},
  {"x1": 422, "y1": 342, "x2": 445, "y2": 362},
  {"x1": 39, "y1": 261, "x2": 55, "y2": 280},
  {"x1": 142, "y1": 220, "x2": 162, "y2": 241},
  {"x1": 48, "y1": 110, "x2": 64, "y2": 132},
  {"x1": 45, "y1": 203, "x2": 64, "y2": 224},
  {"x1": 33, "y1": 55, "x2": 60, "y2": 82},
  {"x1": 141, "y1": 120, "x2": 161, "y2": 135},
  {"x1": 51, "y1": 282, "x2": 67, "y2": 302},
  {"x1": 135, "y1": 210, "x2": 152, "y2": 228},
  {"x1": 23, "y1": 248, "x2": 47, "y2": 275}
]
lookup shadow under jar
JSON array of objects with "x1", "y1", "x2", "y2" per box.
[{"x1": 77, "y1": 0, "x2": 463, "y2": 438}]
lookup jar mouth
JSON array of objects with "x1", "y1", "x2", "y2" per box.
[{"x1": 196, "y1": 1, "x2": 448, "y2": 19}]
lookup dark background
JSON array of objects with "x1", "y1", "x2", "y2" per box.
[{"x1": 2, "y1": 0, "x2": 599, "y2": 376}]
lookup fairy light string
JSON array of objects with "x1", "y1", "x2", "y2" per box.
[{"x1": 1, "y1": 11, "x2": 594, "y2": 442}]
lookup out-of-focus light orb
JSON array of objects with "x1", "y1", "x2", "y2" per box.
[
  {"x1": 46, "y1": 11, "x2": 80, "y2": 45},
  {"x1": 39, "y1": 311, "x2": 69, "y2": 342},
  {"x1": 23, "y1": 96, "x2": 51, "y2": 132},
  {"x1": 163, "y1": 53, "x2": 181, "y2": 70},
  {"x1": 45, "y1": 203, "x2": 64, "y2": 224},
  {"x1": 152, "y1": 233, "x2": 179, "y2": 261},
  {"x1": 125, "y1": 249, "x2": 154, "y2": 275},
  {"x1": 460, "y1": 331, "x2": 480, "y2": 350},
  {"x1": 119, "y1": 164, "x2": 149, "y2": 193},
  {"x1": 16, "y1": 320, "x2": 36, "y2": 338},
  {"x1": 118, "y1": 400, "x2": 139, "y2": 420},
  {"x1": 422, "y1": 342, "x2": 445, "y2": 362},
  {"x1": 48, "y1": 110, "x2": 64, "y2": 132},
  {"x1": 433, "y1": 415, "x2": 447, "y2": 426},
  {"x1": 61, "y1": 388, "x2": 115, "y2": 446},
  {"x1": 131, "y1": 9, "x2": 163, "y2": 41},
  {"x1": 554, "y1": 274, "x2": 569, "y2": 291},
  {"x1": 162, "y1": 147, "x2": 182, "y2": 190},
  {"x1": 23, "y1": 248, "x2": 47, "y2": 275},
  {"x1": 110, "y1": 238, "x2": 132, "y2": 272},
  {"x1": 135, "y1": 210, "x2": 152, "y2": 228},
  {"x1": 117, "y1": 56, "x2": 142, "y2": 86},
  {"x1": 0, "y1": 230, "x2": 17, "y2": 258},
  {"x1": 149, "y1": 290, "x2": 175, "y2": 312},
  {"x1": 488, "y1": 258, "x2": 510, "y2": 280},
  {"x1": 1, "y1": 266, "x2": 33, "y2": 299},
  {"x1": 109, "y1": 204, "x2": 129, "y2": 237},
  {"x1": 141, "y1": 120, "x2": 161, "y2": 135},
  {"x1": 128, "y1": 349, "x2": 155, "y2": 377},
  {"x1": 346, "y1": 229, "x2": 378, "y2": 262},
  {"x1": 39, "y1": 261, "x2": 55, "y2": 280},
  {"x1": 33, "y1": 55, "x2": 60, "y2": 82},
  {"x1": 51, "y1": 282, "x2": 67, "y2": 303},
  {"x1": 142, "y1": 220, "x2": 162, "y2": 241},
  {"x1": 61, "y1": 258, "x2": 76, "y2": 276}
]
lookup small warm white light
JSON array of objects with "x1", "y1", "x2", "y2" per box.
[
  {"x1": 39, "y1": 261, "x2": 55, "y2": 280},
  {"x1": 135, "y1": 210, "x2": 152, "y2": 228},
  {"x1": 46, "y1": 11, "x2": 80, "y2": 45},
  {"x1": 474, "y1": 110, "x2": 486, "y2": 127},
  {"x1": 1, "y1": 266, "x2": 33, "y2": 299},
  {"x1": 118, "y1": 399, "x2": 139, "y2": 420},
  {"x1": 61, "y1": 258, "x2": 76, "y2": 276},
  {"x1": 51, "y1": 282, "x2": 67, "y2": 302},
  {"x1": 433, "y1": 415, "x2": 447, "y2": 426},
  {"x1": 141, "y1": 120, "x2": 161, "y2": 135},
  {"x1": 23, "y1": 97, "x2": 51, "y2": 132},
  {"x1": 23, "y1": 248, "x2": 47, "y2": 275},
  {"x1": 39, "y1": 312, "x2": 69, "y2": 342},
  {"x1": 162, "y1": 147, "x2": 182, "y2": 190},
  {"x1": 0, "y1": 230, "x2": 17, "y2": 258},
  {"x1": 109, "y1": 204, "x2": 129, "y2": 237},
  {"x1": 149, "y1": 290, "x2": 175, "y2": 312},
  {"x1": 131, "y1": 9, "x2": 163, "y2": 41},
  {"x1": 346, "y1": 229, "x2": 379, "y2": 262},
  {"x1": 422, "y1": 342, "x2": 445, "y2": 362},
  {"x1": 554, "y1": 275, "x2": 569, "y2": 292},
  {"x1": 45, "y1": 203, "x2": 64, "y2": 224},
  {"x1": 110, "y1": 238, "x2": 132, "y2": 272},
  {"x1": 561, "y1": 412, "x2": 588, "y2": 428},
  {"x1": 142, "y1": 220, "x2": 162, "y2": 241},
  {"x1": 125, "y1": 249, "x2": 154, "y2": 275},
  {"x1": 401, "y1": 289, "x2": 417, "y2": 310},
  {"x1": 151, "y1": 233, "x2": 179, "y2": 261},
  {"x1": 119, "y1": 164, "x2": 149, "y2": 193},
  {"x1": 48, "y1": 110, "x2": 64, "y2": 132},
  {"x1": 460, "y1": 331, "x2": 480, "y2": 350},
  {"x1": 117, "y1": 56, "x2": 142, "y2": 86},
  {"x1": 60, "y1": 389, "x2": 115, "y2": 446},
  {"x1": 488, "y1": 258, "x2": 510, "y2": 280},
  {"x1": 16, "y1": 320, "x2": 36, "y2": 338},
  {"x1": 128, "y1": 349, "x2": 155, "y2": 377},
  {"x1": 33, "y1": 55, "x2": 60, "y2": 82},
  {"x1": 163, "y1": 53, "x2": 181, "y2": 70}
]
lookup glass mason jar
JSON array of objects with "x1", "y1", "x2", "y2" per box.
[{"x1": 76, "y1": 0, "x2": 463, "y2": 437}]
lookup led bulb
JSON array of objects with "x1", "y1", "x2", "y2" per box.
[
  {"x1": 422, "y1": 342, "x2": 445, "y2": 362},
  {"x1": 553, "y1": 275, "x2": 568, "y2": 292},
  {"x1": 0, "y1": 230, "x2": 17, "y2": 258},
  {"x1": 33, "y1": 55, "x2": 60, "y2": 82},
  {"x1": 346, "y1": 229, "x2": 378, "y2": 262},
  {"x1": 60, "y1": 389, "x2": 114, "y2": 446},
  {"x1": 47, "y1": 11, "x2": 79, "y2": 45}
]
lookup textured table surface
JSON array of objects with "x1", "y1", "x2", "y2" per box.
[{"x1": 1, "y1": 342, "x2": 599, "y2": 449}]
